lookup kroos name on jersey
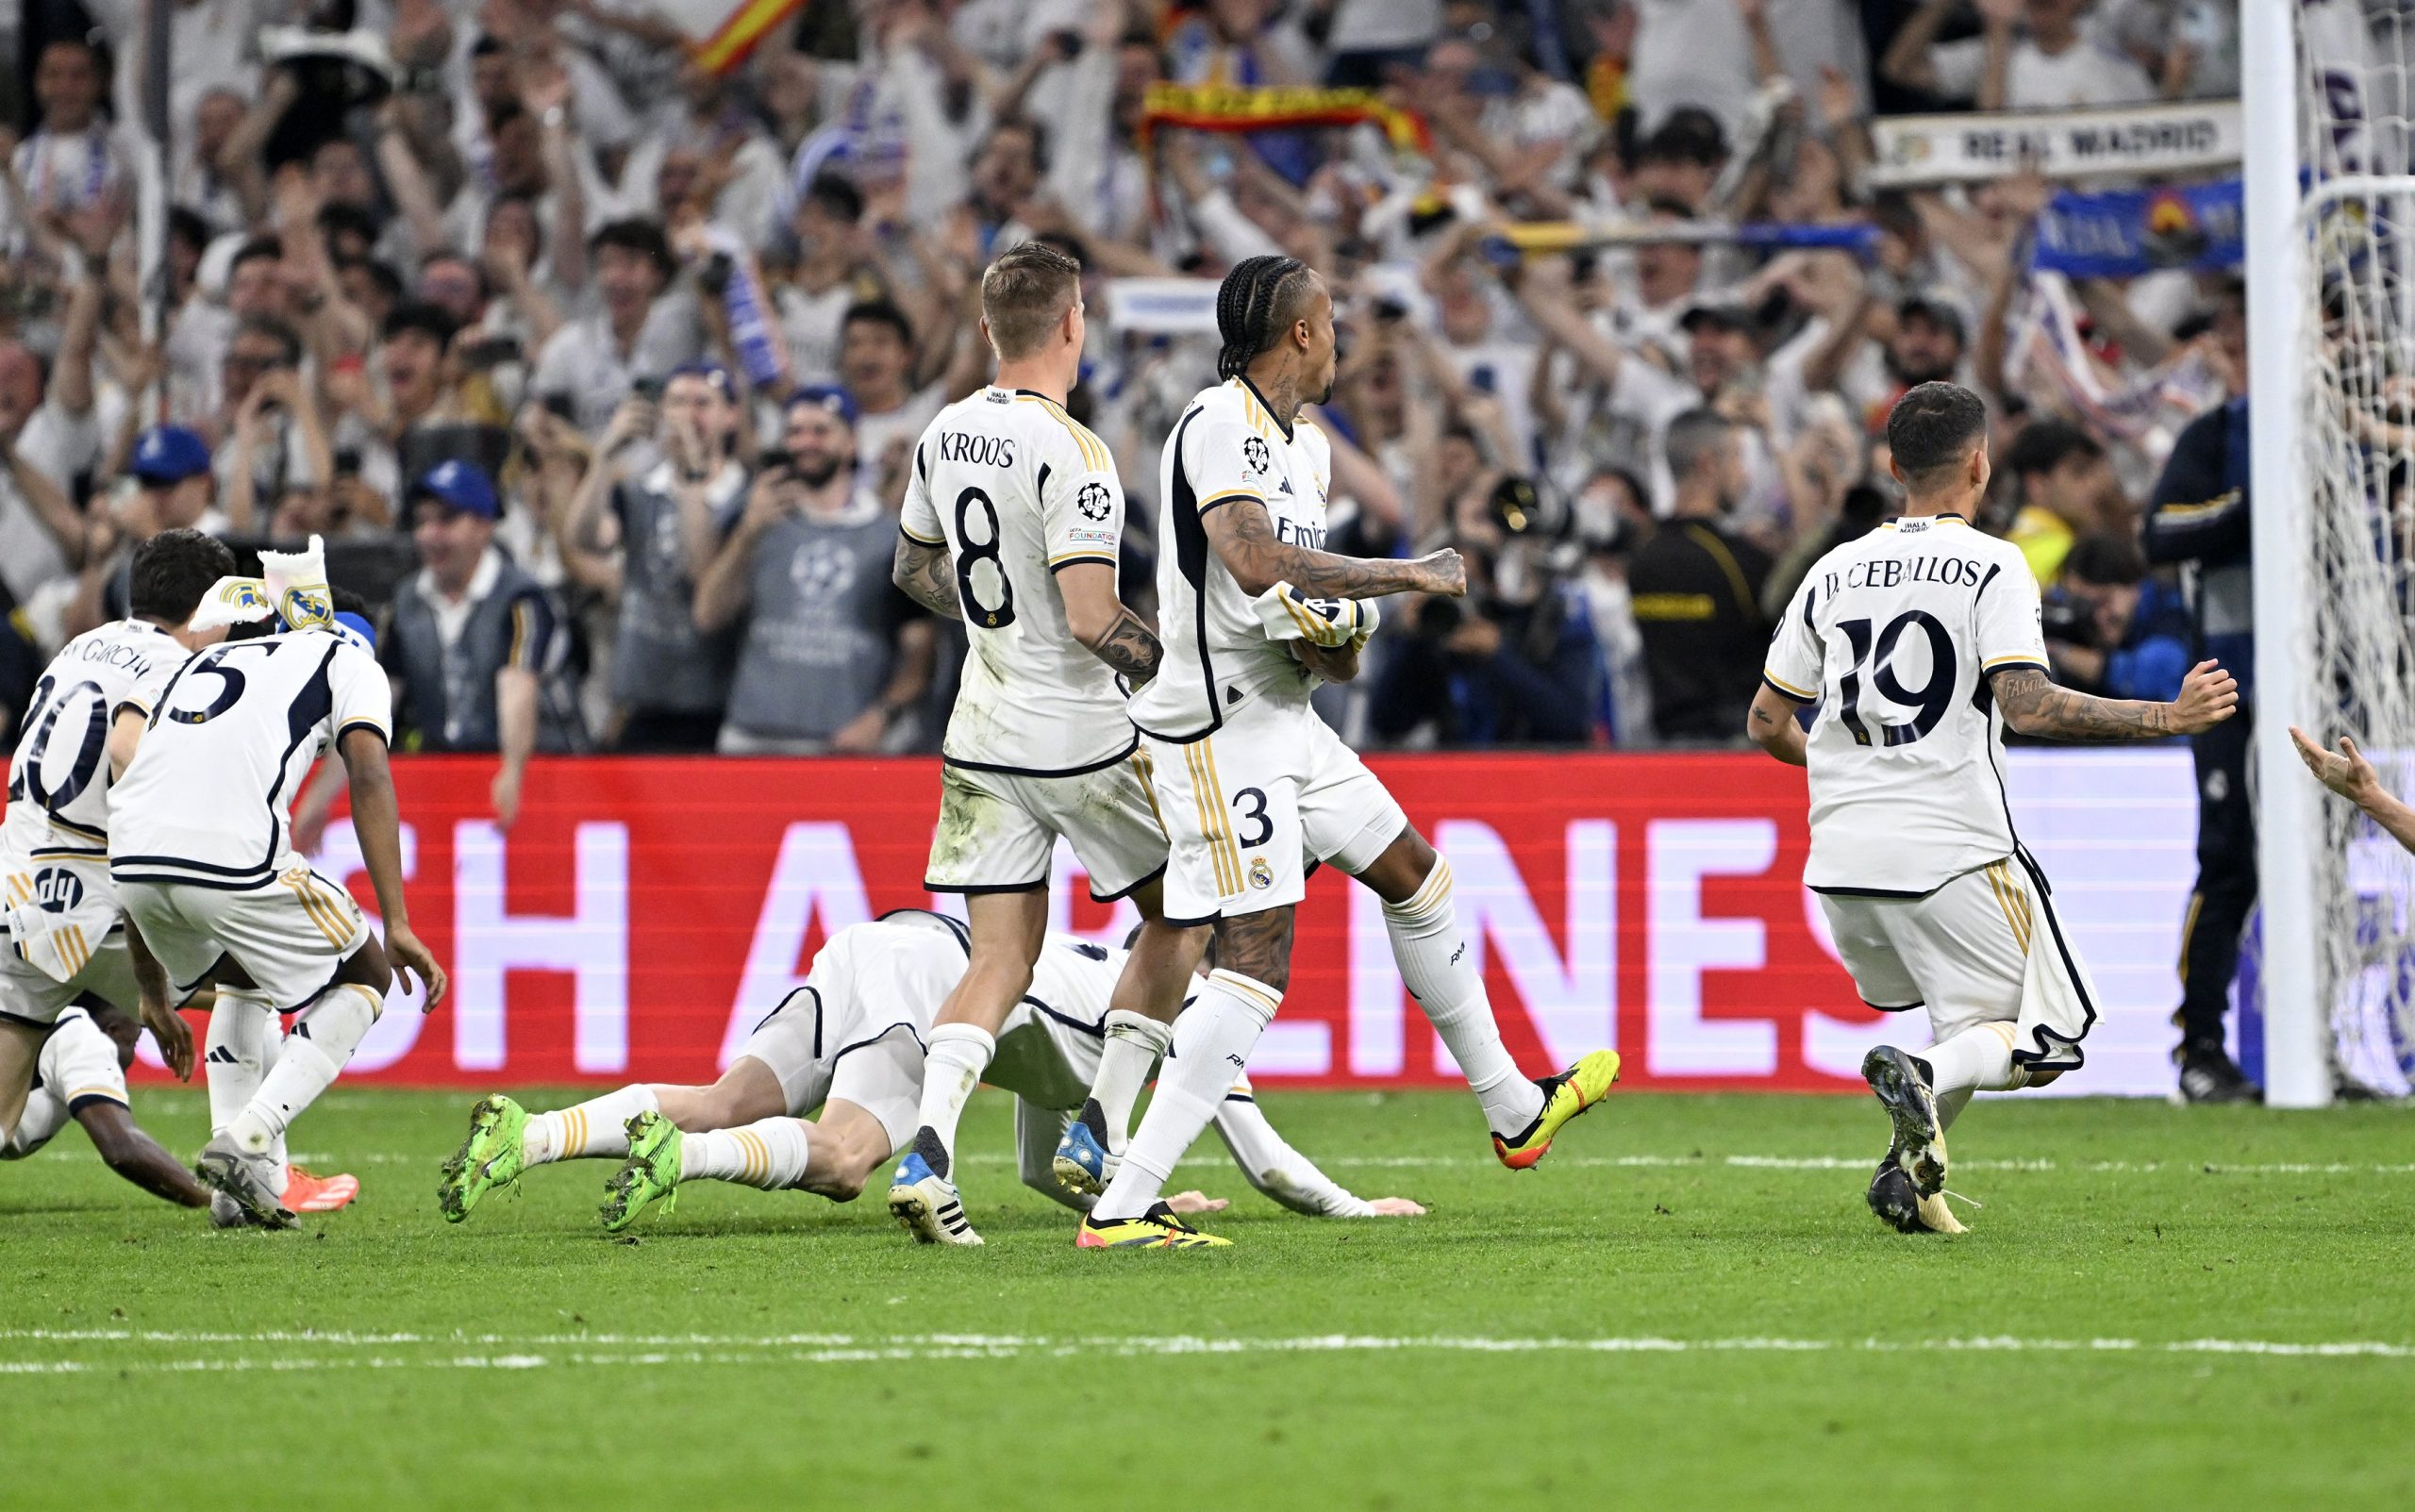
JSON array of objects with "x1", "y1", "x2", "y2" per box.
[{"x1": 935, "y1": 430, "x2": 1016, "y2": 468}]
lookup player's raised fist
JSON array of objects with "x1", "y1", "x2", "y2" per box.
[
  {"x1": 1412, "y1": 548, "x2": 1468, "y2": 598},
  {"x1": 2171, "y1": 659, "x2": 2240, "y2": 735}
]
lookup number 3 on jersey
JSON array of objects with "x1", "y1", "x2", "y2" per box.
[
  {"x1": 1835, "y1": 611, "x2": 1955, "y2": 748},
  {"x1": 953, "y1": 486, "x2": 1017, "y2": 629}
]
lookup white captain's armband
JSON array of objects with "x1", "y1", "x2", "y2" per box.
[{"x1": 1251, "y1": 580, "x2": 1379, "y2": 650}]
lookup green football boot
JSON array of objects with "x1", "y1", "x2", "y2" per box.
[
  {"x1": 599, "y1": 1111, "x2": 683, "y2": 1235},
  {"x1": 439, "y1": 1095, "x2": 529, "y2": 1223}
]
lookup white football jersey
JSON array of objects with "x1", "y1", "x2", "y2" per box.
[
  {"x1": 3, "y1": 620, "x2": 191, "y2": 852},
  {"x1": 1128, "y1": 378, "x2": 1334, "y2": 741},
  {"x1": 109, "y1": 628, "x2": 391, "y2": 889},
  {"x1": 811, "y1": 911, "x2": 1124, "y2": 1109},
  {"x1": 899, "y1": 386, "x2": 1136, "y2": 775},
  {"x1": 1762, "y1": 514, "x2": 2050, "y2": 895}
]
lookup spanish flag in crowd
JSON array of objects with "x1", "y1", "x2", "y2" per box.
[
  {"x1": 658, "y1": 0, "x2": 807, "y2": 74},
  {"x1": 1141, "y1": 83, "x2": 1432, "y2": 155}
]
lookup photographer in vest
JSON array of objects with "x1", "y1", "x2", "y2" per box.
[
  {"x1": 694, "y1": 387, "x2": 935, "y2": 756},
  {"x1": 565, "y1": 360, "x2": 750, "y2": 752},
  {"x1": 384, "y1": 460, "x2": 577, "y2": 825}
]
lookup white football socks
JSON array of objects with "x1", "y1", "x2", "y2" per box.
[
  {"x1": 208, "y1": 989, "x2": 291, "y2": 1177},
  {"x1": 680, "y1": 1118, "x2": 810, "y2": 1189},
  {"x1": 524, "y1": 1085, "x2": 659, "y2": 1166},
  {"x1": 1384, "y1": 859, "x2": 1544, "y2": 1136},
  {"x1": 909, "y1": 1022, "x2": 995, "y2": 1179},
  {"x1": 1093, "y1": 969, "x2": 1279, "y2": 1221},
  {"x1": 229, "y1": 982, "x2": 381, "y2": 1156},
  {"x1": 1088, "y1": 1010, "x2": 1174, "y2": 1155},
  {"x1": 1920, "y1": 1022, "x2": 2028, "y2": 1099},
  {"x1": 206, "y1": 989, "x2": 276, "y2": 1138},
  {"x1": 4, "y1": 1087, "x2": 67, "y2": 1156}
]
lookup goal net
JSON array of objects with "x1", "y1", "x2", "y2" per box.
[{"x1": 2282, "y1": 0, "x2": 2415, "y2": 1096}]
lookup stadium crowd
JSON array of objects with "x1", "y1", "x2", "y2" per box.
[{"x1": 0, "y1": 0, "x2": 2240, "y2": 774}]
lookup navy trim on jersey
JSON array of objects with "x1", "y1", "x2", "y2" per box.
[
  {"x1": 876, "y1": 906, "x2": 974, "y2": 955},
  {"x1": 938, "y1": 735, "x2": 1140, "y2": 780},
  {"x1": 119, "y1": 636, "x2": 342, "y2": 888},
  {"x1": 27, "y1": 844, "x2": 107, "y2": 858},
  {"x1": 0, "y1": 1005, "x2": 53, "y2": 1028},
  {"x1": 1131, "y1": 406, "x2": 1224, "y2": 744},
  {"x1": 1046, "y1": 556, "x2": 1117, "y2": 573},
  {"x1": 1983, "y1": 659, "x2": 2052, "y2": 676},
  {"x1": 1761, "y1": 673, "x2": 1814, "y2": 704},
  {"x1": 65, "y1": 1090, "x2": 129, "y2": 1115},
  {"x1": 1089, "y1": 860, "x2": 1167, "y2": 906},
  {"x1": 1023, "y1": 991, "x2": 1106, "y2": 1040},
  {"x1": 1863, "y1": 997, "x2": 1924, "y2": 1012},
  {"x1": 1807, "y1": 883, "x2": 1939, "y2": 900},
  {"x1": 335, "y1": 720, "x2": 391, "y2": 747},
  {"x1": 1036, "y1": 460, "x2": 1052, "y2": 503},
  {"x1": 1238, "y1": 374, "x2": 1294, "y2": 441},
  {"x1": 898, "y1": 521, "x2": 945, "y2": 548},
  {"x1": 922, "y1": 878, "x2": 1050, "y2": 895}
]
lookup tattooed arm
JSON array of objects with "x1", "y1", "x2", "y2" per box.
[
  {"x1": 1055, "y1": 561, "x2": 1161, "y2": 686},
  {"x1": 1747, "y1": 682, "x2": 1809, "y2": 766},
  {"x1": 1204, "y1": 497, "x2": 1466, "y2": 601},
  {"x1": 1990, "y1": 660, "x2": 2239, "y2": 741},
  {"x1": 891, "y1": 536, "x2": 963, "y2": 621}
]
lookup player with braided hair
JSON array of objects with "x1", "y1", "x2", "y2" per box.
[{"x1": 1074, "y1": 258, "x2": 1624, "y2": 1249}]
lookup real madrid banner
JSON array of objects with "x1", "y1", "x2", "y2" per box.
[
  {"x1": 1868, "y1": 101, "x2": 2242, "y2": 187},
  {"x1": 2031, "y1": 179, "x2": 2244, "y2": 279}
]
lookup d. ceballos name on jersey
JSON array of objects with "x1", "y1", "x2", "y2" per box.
[
  {"x1": 937, "y1": 431, "x2": 1016, "y2": 468},
  {"x1": 1828, "y1": 553, "x2": 1989, "y2": 593}
]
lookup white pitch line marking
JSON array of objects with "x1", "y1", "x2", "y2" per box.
[
  {"x1": 0, "y1": 1332, "x2": 2407, "y2": 1371},
  {"x1": 284, "y1": 1152, "x2": 2415, "y2": 1176}
]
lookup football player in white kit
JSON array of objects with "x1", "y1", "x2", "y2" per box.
[
  {"x1": 109, "y1": 540, "x2": 448, "y2": 1227},
  {"x1": 1750, "y1": 383, "x2": 2238, "y2": 1234},
  {"x1": 880, "y1": 243, "x2": 1205, "y2": 1246},
  {"x1": 0, "y1": 531, "x2": 228, "y2": 1210},
  {"x1": 436, "y1": 912, "x2": 1422, "y2": 1231},
  {"x1": 1077, "y1": 256, "x2": 1622, "y2": 1250}
]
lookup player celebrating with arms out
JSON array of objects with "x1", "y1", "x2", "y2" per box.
[
  {"x1": 109, "y1": 540, "x2": 447, "y2": 1227},
  {"x1": 1077, "y1": 256, "x2": 1622, "y2": 1250},
  {"x1": 880, "y1": 241, "x2": 1202, "y2": 1246},
  {"x1": 1749, "y1": 383, "x2": 2238, "y2": 1234}
]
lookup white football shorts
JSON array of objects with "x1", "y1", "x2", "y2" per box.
[
  {"x1": 1818, "y1": 854, "x2": 2100, "y2": 1072},
  {"x1": 0, "y1": 849, "x2": 139, "y2": 1025},
  {"x1": 735, "y1": 988, "x2": 924, "y2": 1153},
  {"x1": 924, "y1": 752, "x2": 1169, "y2": 902},
  {"x1": 1143, "y1": 694, "x2": 1407, "y2": 924},
  {"x1": 119, "y1": 862, "x2": 370, "y2": 1012}
]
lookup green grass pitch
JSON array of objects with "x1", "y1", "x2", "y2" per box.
[{"x1": 3, "y1": 1086, "x2": 2411, "y2": 1509}]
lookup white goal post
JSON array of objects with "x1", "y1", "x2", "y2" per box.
[{"x1": 2243, "y1": 0, "x2": 2415, "y2": 1106}]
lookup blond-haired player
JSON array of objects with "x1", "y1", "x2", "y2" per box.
[{"x1": 881, "y1": 241, "x2": 1200, "y2": 1245}]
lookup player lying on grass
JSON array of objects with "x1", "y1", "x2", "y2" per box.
[
  {"x1": 1749, "y1": 382, "x2": 2238, "y2": 1235},
  {"x1": 0, "y1": 1004, "x2": 208, "y2": 1206},
  {"x1": 0, "y1": 529, "x2": 352, "y2": 1219},
  {"x1": 110, "y1": 536, "x2": 446, "y2": 1229},
  {"x1": 437, "y1": 911, "x2": 1423, "y2": 1232}
]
